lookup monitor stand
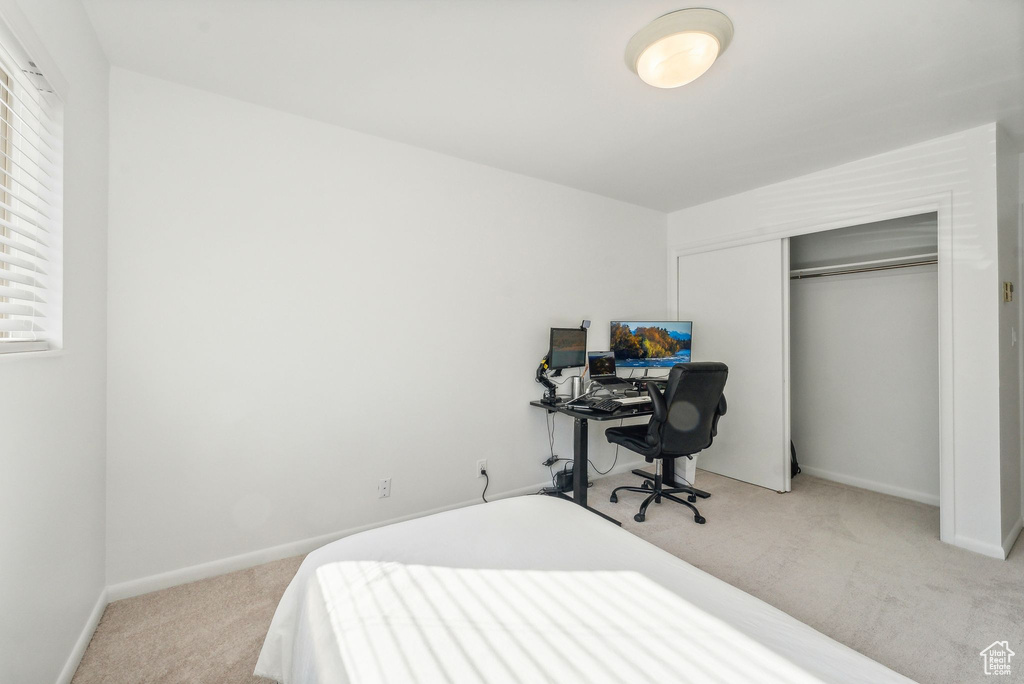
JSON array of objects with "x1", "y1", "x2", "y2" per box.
[
  {"x1": 539, "y1": 389, "x2": 562, "y2": 405},
  {"x1": 536, "y1": 363, "x2": 562, "y2": 405}
]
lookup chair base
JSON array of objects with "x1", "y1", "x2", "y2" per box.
[
  {"x1": 610, "y1": 484, "x2": 706, "y2": 524},
  {"x1": 630, "y1": 468, "x2": 711, "y2": 501}
]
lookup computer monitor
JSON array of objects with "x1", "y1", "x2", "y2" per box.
[
  {"x1": 610, "y1": 321, "x2": 692, "y2": 368},
  {"x1": 548, "y1": 327, "x2": 587, "y2": 370},
  {"x1": 587, "y1": 351, "x2": 616, "y2": 378}
]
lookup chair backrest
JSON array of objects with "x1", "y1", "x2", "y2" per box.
[{"x1": 646, "y1": 362, "x2": 728, "y2": 457}]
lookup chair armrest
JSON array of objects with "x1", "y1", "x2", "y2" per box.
[
  {"x1": 711, "y1": 394, "x2": 727, "y2": 437},
  {"x1": 646, "y1": 381, "x2": 667, "y2": 423}
]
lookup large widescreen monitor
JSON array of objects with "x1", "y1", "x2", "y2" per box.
[
  {"x1": 548, "y1": 327, "x2": 587, "y2": 370},
  {"x1": 610, "y1": 321, "x2": 692, "y2": 367}
]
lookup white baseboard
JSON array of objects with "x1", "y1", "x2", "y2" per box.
[
  {"x1": 952, "y1": 533, "x2": 1009, "y2": 560},
  {"x1": 1001, "y1": 517, "x2": 1023, "y2": 558},
  {"x1": 800, "y1": 467, "x2": 1022, "y2": 561},
  {"x1": 56, "y1": 587, "x2": 107, "y2": 684},
  {"x1": 107, "y1": 458, "x2": 643, "y2": 602},
  {"x1": 798, "y1": 465, "x2": 939, "y2": 506}
]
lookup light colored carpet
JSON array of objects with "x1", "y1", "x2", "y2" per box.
[
  {"x1": 588, "y1": 471, "x2": 1024, "y2": 684},
  {"x1": 72, "y1": 472, "x2": 1024, "y2": 683},
  {"x1": 71, "y1": 555, "x2": 303, "y2": 684}
]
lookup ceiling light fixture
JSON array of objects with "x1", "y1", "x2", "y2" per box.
[{"x1": 625, "y1": 8, "x2": 734, "y2": 89}]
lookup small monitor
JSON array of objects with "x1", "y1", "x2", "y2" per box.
[
  {"x1": 548, "y1": 327, "x2": 587, "y2": 370},
  {"x1": 588, "y1": 351, "x2": 616, "y2": 378},
  {"x1": 611, "y1": 321, "x2": 693, "y2": 368}
]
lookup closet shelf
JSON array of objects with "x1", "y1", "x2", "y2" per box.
[{"x1": 790, "y1": 252, "x2": 938, "y2": 280}]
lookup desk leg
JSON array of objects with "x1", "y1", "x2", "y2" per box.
[
  {"x1": 573, "y1": 417, "x2": 588, "y2": 507},
  {"x1": 551, "y1": 492, "x2": 621, "y2": 526},
  {"x1": 540, "y1": 413, "x2": 620, "y2": 525}
]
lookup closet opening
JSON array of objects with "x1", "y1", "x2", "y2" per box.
[{"x1": 788, "y1": 213, "x2": 940, "y2": 507}]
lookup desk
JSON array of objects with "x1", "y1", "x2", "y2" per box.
[
  {"x1": 530, "y1": 400, "x2": 655, "y2": 525},
  {"x1": 530, "y1": 399, "x2": 711, "y2": 524}
]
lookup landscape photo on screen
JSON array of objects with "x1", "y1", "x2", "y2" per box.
[
  {"x1": 550, "y1": 328, "x2": 587, "y2": 368},
  {"x1": 610, "y1": 321, "x2": 692, "y2": 367}
]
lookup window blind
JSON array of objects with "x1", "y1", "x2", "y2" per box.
[{"x1": 0, "y1": 25, "x2": 61, "y2": 354}]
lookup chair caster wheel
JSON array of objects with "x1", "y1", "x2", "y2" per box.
[
  {"x1": 694, "y1": 515, "x2": 706, "y2": 525},
  {"x1": 687, "y1": 495, "x2": 697, "y2": 503},
  {"x1": 610, "y1": 494, "x2": 618, "y2": 503},
  {"x1": 634, "y1": 514, "x2": 645, "y2": 523},
  {"x1": 642, "y1": 480, "x2": 652, "y2": 490}
]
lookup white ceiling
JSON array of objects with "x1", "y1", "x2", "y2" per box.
[{"x1": 82, "y1": 0, "x2": 1024, "y2": 212}]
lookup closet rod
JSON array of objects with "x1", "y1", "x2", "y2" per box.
[{"x1": 790, "y1": 257, "x2": 938, "y2": 280}]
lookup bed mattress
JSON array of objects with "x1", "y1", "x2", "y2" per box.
[{"x1": 255, "y1": 495, "x2": 911, "y2": 683}]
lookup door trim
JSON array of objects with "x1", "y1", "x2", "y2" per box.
[{"x1": 781, "y1": 238, "x2": 792, "y2": 493}]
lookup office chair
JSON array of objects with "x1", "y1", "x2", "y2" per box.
[{"x1": 605, "y1": 362, "x2": 728, "y2": 524}]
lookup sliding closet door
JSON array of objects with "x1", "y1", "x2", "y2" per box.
[{"x1": 676, "y1": 239, "x2": 788, "y2": 491}]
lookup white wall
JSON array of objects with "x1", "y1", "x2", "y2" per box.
[
  {"x1": 667, "y1": 124, "x2": 1016, "y2": 558},
  {"x1": 0, "y1": 1, "x2": 108, "y2": 682},
  {"x1": 105, "y1": 68, "x2": 666, "y2": 588},
  {"x1": 791, "y1": 265, "x2": 940, "y2": 504}
]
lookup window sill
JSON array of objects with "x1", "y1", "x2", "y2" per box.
[{"x1": 0, "y1": 341, "x2": 51, "y2": 355}]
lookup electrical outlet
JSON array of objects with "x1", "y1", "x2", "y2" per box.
[
  {"x1": 477, "y1": 460, "x2": 487, "y2": 477},
  {"x1": 378, "y1": 478, "x2": 391, "y2": 498}
]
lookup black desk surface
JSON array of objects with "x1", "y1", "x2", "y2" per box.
[{"x1": 529, "y1": 400, "x2": 654, "y2": 421}]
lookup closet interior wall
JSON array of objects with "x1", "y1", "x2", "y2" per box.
[{"x1": 789, "y1": 214, "x2": 940, "y2": 505}]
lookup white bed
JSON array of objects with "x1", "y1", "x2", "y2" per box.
[{"x1": 255, "y1": 495, "x2": 910, "y2": 683}]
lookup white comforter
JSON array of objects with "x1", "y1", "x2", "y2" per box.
[{"x1": 255, "y1": 495, "x2": 911, "y2": 683}]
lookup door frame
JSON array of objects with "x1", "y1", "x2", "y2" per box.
[{"x1": 667, "y1": 192, "x2": 954, "y2": 542}]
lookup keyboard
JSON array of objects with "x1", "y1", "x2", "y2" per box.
[
  {"x1": 586, "y1": 399, "x2": 622, "y2": 413},
  {"x1": 568, "y1": 396, "x2": 649, "y2": 413}
]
